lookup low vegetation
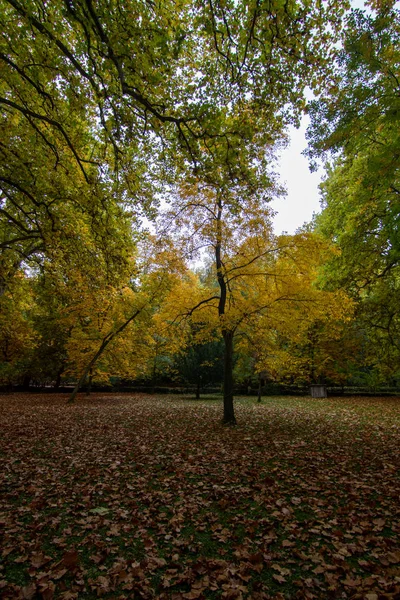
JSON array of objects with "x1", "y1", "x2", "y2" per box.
[{"x1": 1, "y1": 393, "x2": 399, "y2": 599}]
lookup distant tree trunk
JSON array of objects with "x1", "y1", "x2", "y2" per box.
[
  {"x1": 54, "y1": 366, "x2": 64, "y2": 390},
  {"x1": 22, "y1": 375, "x2": 31, "y2": 391},
  {"x1": 196, "y1": 380, "x2": 200, "y2": 399},
  {"x1": 257, "y1": 373, "x2": 262, "y2": 403},
  {"x1": 222, "y1": 330, "x2": 236, "y2": 424}
]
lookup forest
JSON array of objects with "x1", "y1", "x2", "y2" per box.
[{"x1": 0, "y1": 0, "x2": 399, "y2": 418}]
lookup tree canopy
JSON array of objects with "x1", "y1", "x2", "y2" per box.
[
  {"x1": 307, "y1": 4, "x2": 400, "y2": 385},
  {"x1": 2, "y1": 0, "x2": 399, "y2": 417}
]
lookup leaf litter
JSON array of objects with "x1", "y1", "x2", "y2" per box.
[{"x1": 0, "y1": 393, "x2": 399, "y2": 599}]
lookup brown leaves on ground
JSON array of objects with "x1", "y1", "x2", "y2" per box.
[{"x1": 0, "y1": 393, "x2": 400, "y2": 599}]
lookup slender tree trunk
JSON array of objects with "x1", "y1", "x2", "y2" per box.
[
  {"x1": 257, "y1": 373, "x2": 262, "y2": 403},
  {"x1": 196, "y1": 380, "x2": 200, "y2": 400},
  {"x1": 222, "y1": 330, "x2": 236, "y2": 424},
  {"x1": 68, "y1": 353, "x2": 99, "y2": 404},
  {"x1": 86, "y1": 367, "x2": 93, "y2": 396},
  {"x1": 215, "y1": 196, "x2": 236, "y2": 424},
  {"x1": 54, "y1": 367, "x2": 63, "y2": 390},
  {"x1": 67, "y1": 306, "x2": 142, "y2": 403}
]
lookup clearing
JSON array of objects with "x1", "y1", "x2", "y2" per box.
[{"x1": 1, "y1": 393, "x2": 399, "y2": 599}]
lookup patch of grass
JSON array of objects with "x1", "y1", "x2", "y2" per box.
[{"x1": 1, "y1": 563, "x2": 31, "y2": 588}]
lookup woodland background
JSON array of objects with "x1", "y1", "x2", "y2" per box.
[{"x1": 0, "y1": 0, "x2": 399, "y2": 420}]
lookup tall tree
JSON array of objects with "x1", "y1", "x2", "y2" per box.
[
  {"x1": 307, "y1": 5, "x2": 400, "y2": 380},
  {"x1": 234, "y1": 232, "x2": 355, "y2": 389},
  {"x1": 158, "y1": 0, "x2": 351, "y2": 422}
]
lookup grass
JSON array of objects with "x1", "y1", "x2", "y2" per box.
[{"x1": 0, "y1": 393, "x2": 399, "y2": 599}]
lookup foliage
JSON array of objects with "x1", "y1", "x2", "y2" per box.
[
  {"x1": 233, "y1": 232, "x2": 355, "y2": 386},
  {"x1": 173, "y1": 328, "x2": 224, "y2": 397},
  {"x1": 307, "y1": 5, "x2": 400, "y2": 383},
  {"x1": 0, "y1": 0, "x2": 142, "y2": 286},
  {"x1": 0, "y1": 271, "x2": 34, "y2": 385},
  {"x1": 307, "y1": 4, "x2": 400, "y2": 287}
]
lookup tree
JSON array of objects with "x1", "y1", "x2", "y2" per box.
[
  {"x1": 159, "y1": 0, "x2": 351, "y2": 423},
  {"x1": 163, "y1": 183, "x2": 354, "y2": 420},
  {"x1": 25, "y1": 276, "x2": 72, "y2": 389},
  {"x1": 0, "y1": 0, "x2": 160, "y2": 302},
  {"x1": 307, "y1": 5, "x2": 400, "y2": 381},
  {"x1": 307, "y1": 5, "x2": 400, "y2": 292},
  {"x1": 173, "y1": 323, "x2": 224, "y2": 399},
  {"x1": 163, "y1": 173, "x2": 282, "y2": 422},
  {"x1": 64, "y1": 237, "x2": 192, "y2": 402},
  {"x1": 234, "y1": 232, "x2": 355, "y2": 389}
]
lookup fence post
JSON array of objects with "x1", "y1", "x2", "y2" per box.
[{"x1": 310, "y1": 384, "x2": 327, "y2": 398}]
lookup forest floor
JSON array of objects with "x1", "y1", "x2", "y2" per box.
[{"x1": 1, "y1": 393, "x2": 400, "y2": 600}]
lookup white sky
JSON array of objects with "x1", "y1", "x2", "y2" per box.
[
  {"x1": 271, "y1": 0, "x2": 370, "y2": 235},
  {"x1": 270, "y1": 117, "x2": 322, "y2": 234}
]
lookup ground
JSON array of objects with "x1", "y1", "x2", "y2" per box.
[{"x1": 0, "y1": 393, "x2": 399, "y2": 600}]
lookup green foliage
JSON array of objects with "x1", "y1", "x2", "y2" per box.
[
  {"x1": 0, "y1": 271, "x2": 34, "y2": 385},
  {"x1": 173, "y1": 332, "x2": 224, "y2": 396},
  {"x1": 307, "y1": 5, "x2": 400, "y2": 384}
]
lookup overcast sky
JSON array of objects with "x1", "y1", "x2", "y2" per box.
[
  {"x1": 271, "y1": 0, "x2": 371, "y2": 235},
  {"x1": 270, "y1": 117, "x2": 321, "y2": 234}
]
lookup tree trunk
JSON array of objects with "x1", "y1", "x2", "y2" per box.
[
  {"x1": 222, "y1": 330, "x2": 236, "y2": 424},
  {"x1": 67, "y1": 306, "x2": 142, "y2": 404},
  {"x1": 86, "y1": 368, "x2": 93, "y2": 396},
  {"x1": 22, "y1": 375, "x2": 31, "y2": 391},
  {"x1": 257, "y1": 373, "x2": 262, "y2": 403},
  {"x1": 68, "y1": 359, "x2": 94, "y2": 404},
  {"x1": 216, "y1": 196, "x2": 236, "y2": 425},
  {"x1": 54, "y1": 366, "x2": 64, "y2": 390}
]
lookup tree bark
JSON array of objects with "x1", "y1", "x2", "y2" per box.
[
  {"x1": 257, "y1": 373, "x2": 262, "y2": 403},
  {"x1": 215, "y1": 196, "x2": 236, "y2": 424},
  {"x1": 222, "y1": 330, "x2": 236, "y2": 424},
  {"x1": 54, "y1": 368, "x2": 63, "y2": 390},
  {"x1": 68, "y1": 350, "x2": 100, "y2": 404}
]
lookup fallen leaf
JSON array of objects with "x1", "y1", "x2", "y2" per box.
[
  {"x1": 61, "y1": 550, "x2": 79, "y2": 569},
  {"x1": 22, "y1": 584, "x2": 37, "y2": 599},
  {"x1": 272, "y1": 574, "x2": 286, "y2": 584}
]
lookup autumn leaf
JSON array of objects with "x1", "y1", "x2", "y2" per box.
[
  {"x1": 30, "y1": 553, "x2": 52, "y2": 569},
  {"x1": 22, "y1": 584, "x2": 36, "y2": 600},
  {"x1": 61, "y1": 550, "x2": 79, "y2": 570}
]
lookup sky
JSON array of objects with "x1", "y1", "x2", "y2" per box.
[
  {"x1": 271, "y1": 0, "x2": 371, "y2": 235},
  {"x1": 270, "y1": 117, "x2": 322, "y2": 234}
]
